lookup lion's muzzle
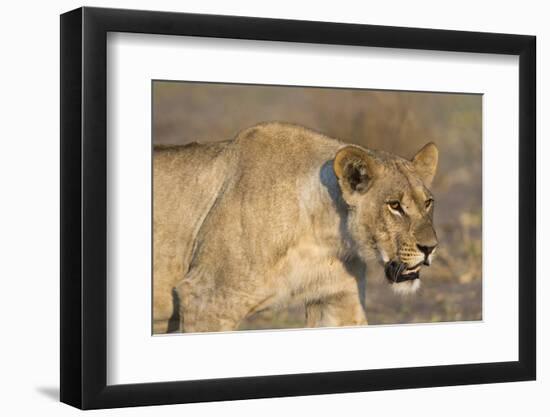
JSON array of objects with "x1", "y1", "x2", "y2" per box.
[{"x1": 384, "y1": 260, "x2": 421, "y2": 283}]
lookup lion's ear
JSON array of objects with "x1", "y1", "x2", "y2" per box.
[
  {"x1": 412, "y1": 142, "x2": 438, "y2": 186},
  {"x1": 333, "y1": 146, "x2": 380, "y2": 198}
]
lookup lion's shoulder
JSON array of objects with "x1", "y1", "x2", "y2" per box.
[
  {"x1": 228, "y1": 122, "x2": 342, "y2": 175},
  {"x1": 234, "y1": 122, "x2": 339, "y2": 147}
]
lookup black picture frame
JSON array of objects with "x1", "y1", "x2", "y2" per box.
[{"x1": 60, "y1": 6, "x2": 536, "y2": 410}]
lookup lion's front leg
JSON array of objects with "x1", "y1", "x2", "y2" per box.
[
  {"x1": 305, "y1": 291, "x2": 368, "y2": 328},
  {"x1": 305, "y1": 258, "x2": 368, "y2": 328}
]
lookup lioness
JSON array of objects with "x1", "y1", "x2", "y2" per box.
[{"x1": 153, "y1": 122, "x2": 438, "y2": 333}]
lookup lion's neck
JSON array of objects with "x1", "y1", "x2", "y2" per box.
[{"x1": 295, "y1": 160, "x2": 355, "y2": 260}]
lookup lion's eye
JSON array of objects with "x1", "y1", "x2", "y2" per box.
[
  {"x1": 425, "y1": 198, "x2": 434, "y2": 209},
  {"x1": 388, "y1": 201, "x2": 402, "y2": 213}
]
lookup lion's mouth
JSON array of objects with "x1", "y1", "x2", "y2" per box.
[{"x1": 384, "y1": 261, "x2": 422, "y2": 283}]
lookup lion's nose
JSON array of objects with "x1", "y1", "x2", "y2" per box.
[{"x1": 417, "y1": 244, "x2": 436, "y2": 257}]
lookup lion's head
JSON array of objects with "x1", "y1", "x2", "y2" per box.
[{"x1": 334, "y1": 142, "x2": 439, "y2": 294}]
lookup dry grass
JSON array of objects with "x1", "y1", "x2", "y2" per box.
[{"x1": 153, "y1": 81, "x2": 482, "y2": 328}]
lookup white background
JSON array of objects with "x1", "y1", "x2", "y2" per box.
[
  {"x1": 108, "y1": 34, "x2": 518, "y2": 384},
  {"x1": 0, "y1": 0, "x2": 546, "y2": 416}
]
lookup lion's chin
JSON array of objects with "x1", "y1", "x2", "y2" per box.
[
  {"x1": 390, "y1": 279, "x2": 421, "y2": 295},
  {"x1": 384, "y1": 260, "x2": 422, "y2": 294}
]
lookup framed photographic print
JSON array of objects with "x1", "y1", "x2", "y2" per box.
[{"x1": 60, "y1": 6, "x2": 536, "y2": 409}]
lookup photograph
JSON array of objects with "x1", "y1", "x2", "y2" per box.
[
  {"x1": 51, "y1": 2, "x2": 537, "y2": 412},
  {"x1": 152, "y1": 81, "x2": 482, "y2": 334}
]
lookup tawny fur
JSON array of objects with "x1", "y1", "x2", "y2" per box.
[{"x1": 153, "y1": 122, "x2": 438, "y2": 333}]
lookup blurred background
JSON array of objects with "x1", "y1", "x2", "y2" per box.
[{"x1": 153, "y1": 81, "x2": 482, "y2": 328}]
